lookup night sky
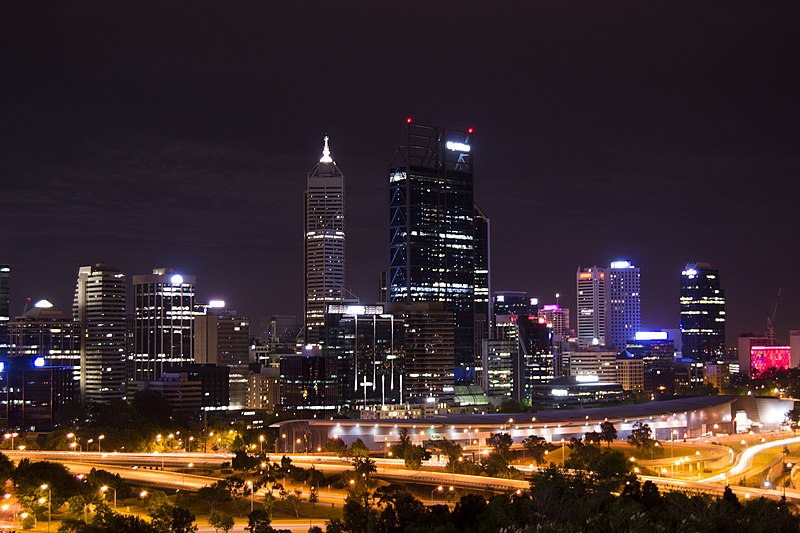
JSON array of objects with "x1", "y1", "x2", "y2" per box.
[{"x1": 1, "y1": 2, "x2": 799, "y2": 343}]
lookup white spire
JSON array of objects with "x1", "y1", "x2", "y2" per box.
[{"x1": 320, "y1": 135, "x2": 333, "y2": 164}]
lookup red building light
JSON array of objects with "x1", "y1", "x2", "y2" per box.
[
  {"x1": 750, "y1": 346, "x2": 791, "y2": 375},
  {"x1": 467, "y1": 127, "x2": 474, "y2": 134},
  {"x1": 405, "y1": 117, "x2": 413, "y2": 124}
]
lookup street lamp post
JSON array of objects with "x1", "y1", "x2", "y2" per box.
[
  {"x1": 100, "y1": 485, "x2": 117, "y2": 509},
  {"x1": 98, "y1": 435, "x2": 105, "y2": 453},
  {"x1": 40, "y1": 484, "x2": 51, "y2": 533},
  {"x1": 430, "y1": 486, "x2": 443, "y2": 502},
  {"x1": 3, "y1": 432, "x2": 18, "y2": 450},
  {"x1": 259, "y1": 435, "x2": 265, "y2": 454}
]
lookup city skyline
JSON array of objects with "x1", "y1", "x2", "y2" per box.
[{"x1": 1, "y1": 3, "x2": 798, "y2": 345}]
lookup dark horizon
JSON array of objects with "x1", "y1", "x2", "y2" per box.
[{"x1": 1, "y1": 2, "x2": 799, "y2": 344}]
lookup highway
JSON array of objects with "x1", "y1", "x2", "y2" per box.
[{"x1": 8, "y1": 447, "x2": 800, "y2": 505}]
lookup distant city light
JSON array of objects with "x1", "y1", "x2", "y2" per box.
[
  {"x1": 542, "y1": 304, "x2": 560, "y2": 311},
  {"x1": 682, "y1": 269, "x2": 697, "y2": 277},
  {"x1": 405, "y1": 117, "x2": 413, "y2": 124},
  {"x1": 208, "y1": 300, "x2": 226, "y2": 308},
  {"x1": 33, "y1": 299, "x2": 53, "y2": 309},
  {"x1": 635, "y1": 331, "x2": 668, "y2": 341},
  {"x1": 170, "y1": 274, "x2": 184, "y2": 285},
  {"x1": 575, "y1": 375, "x2": 599, "y2": 383},
  {"x1": 467, "y1": 127, "x2": 474, "y2": 134},
  {"x1": 33, "y1": 357, "x2": 45, "y2": 367},
  {"x1": 530, "y1": 298, "x2": 539, "y2": 306},
  {"x1": 610, "y1": 260, "x2": 632, "y2": 269},
  {"x1": 445, "y1": 141, "x2": 471, "y2": 152}
]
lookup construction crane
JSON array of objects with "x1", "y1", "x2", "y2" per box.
[{"x1": 766, "y1": 288, "x2": 782, "y2": 345}]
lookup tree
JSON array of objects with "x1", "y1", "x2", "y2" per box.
[
  {"x1": 131, "y1": 389, "x2": 173, "y2": 427},
  {"x1": 521, "y1": 435, "x2": 555, "y2": 466},
  {"x1": 263, "y1": 492, "x2": 277, "y2": 519},
  {"x1": 403, "y1": 445, "x2": 426, "y2": 470},
  {"x1": 198, "y1": 481, "x2": 233, "y2": 511},
  {"x1": 348, "y1": 438, "x2": 371, "y2": 459},
  {"x1": 487, "y1": 433, "x2": 513, "y2": 462},
  {"x1": 0, "y1": 452, "x2": 13, "y2": 482},
  {"x1": 323, "y1": 438, "x2": 348, "y2": 457},
  {"x1": 12, "y1": 459, "x2": 81, "y2": 510},
  {"x1": 148, "y1": 500, "x2": 199, "y2": 533},
  {"x1": 308, "y1": 527, "x2": 323, "y2": 533},
  {"x1": 627, "y1": 422, "x2": 656, "y2": 451},
  {"x1": 232, "y1": 451, "x2": 260, "y2": 472},
  {"x1": 432, "y1": 438, "x2": 463, "y2": 471},
  {"x1": 281, "y1": 489, "x2": 304, "y2": 519},
  {"x1": 599, "y1": 421, "x2": 617, "y2": 448},
  {"x1": 245, "y1": 510, "x2": 273, "y2": 533},
  {"x1": 583, "y1": 431, "x2": 602, "y2": 445},
  {"x1": 352, "y1": 456, "x2": 376, "y2": 483},
  {"x1": 209, "y1": 510, "x2": 235, "y2": 533}
]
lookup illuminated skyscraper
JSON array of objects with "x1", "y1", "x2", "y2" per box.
[
  {"x1": 10, "y1": 299, "x2": 81, "y2": 369},
  {"x1": 132, "y1": 268, "x2": 196, "y2": 383},
  {"x1": 388, "y1": 121, "x2": 478, "y2": 383},
  {"x1": 0, "y1": 265, "x2": 9, "y2": 357},
  {"x1": 73, "y1": 264, "x2": 127, "y2": 403},
  {"x1": 304, "y1": 136, "x2": 346, "y2": 344},
  {"x1": 606, "y1": 260, "x2": 641, "y2": 349},
  {"x1": 680, "y1": 262, "x2": 726, "y2": 362},
  {"x1": 577, "y1": 266, "x2": 606, "y2": 347}
]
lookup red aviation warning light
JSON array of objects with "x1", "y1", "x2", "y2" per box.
[
  {"x1": 405, "y1": 117, "x2": 413, "y2": 124},
  {"x1": 467, "y1": 127, "x2": 474, "y2": 134}
]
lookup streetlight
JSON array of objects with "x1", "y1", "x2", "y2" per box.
[
  {"x1": 187, "y1": 436, "x2": 194, "y2": 453},
  {"x1": 100, "y1": 485, "x2": 117, "y2": 509},
  {"x1": 98, "y1": 435, "x2": 105, "y2": 452},
  {"x1": 40, "y1": 484, "x2": 51, "y2": 533},
  {"x1": 430, "y1": 485, "x2": 444, "y2": 502},
  {"x1": 259, "y1": 435, "x2": 265, "y2": 454},
  {"x1": 3, "y1": 432, "x2": 18, "y2": 450}
]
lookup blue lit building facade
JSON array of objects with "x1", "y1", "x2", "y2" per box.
[
  {"x1": 388, "y1": 122, "x2": 477, "y2": 385},
  {"x1": 606, "y1": 260, "x2": 641, "y2": 350},
  {"x1": 0, "y1": 356, "x2": 79, "y2": 431}
]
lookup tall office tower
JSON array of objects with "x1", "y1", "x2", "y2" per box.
[
  {"x1": 577, "y1": 266, "x2": 606, "y2": 347},
  {"x1": 680, "y1": 263, "x2": 726, "y2": 362},
  {"x1": 132, "y1": 268, "x2": 196, "y2": 383},
  {"x1": 606, "y1": 260, "x2": 641, "y2": 350},
  {"x1": 0, "y1": 265, "x2": 9, "y2": 357},
  {"x1": 304, "y1": 136, "x2": 346, "y2": 345},
  {"x1": 73, "y1": 264, "x2": 127, "y2": 403},
  {"x1": 389, "y1": 121, "x2": 477, "y2": 384},
  {"x1": 473, "y1": 205, "x2": 491, "y2": 358}
]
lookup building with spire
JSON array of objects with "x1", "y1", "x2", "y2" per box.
[{"x1": 304, "y1": 136, "x2": 346, "y2": 345}]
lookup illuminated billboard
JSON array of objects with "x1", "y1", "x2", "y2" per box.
[{"x1": 750, "y1": 346, "x2": 791, "y2": 375}]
